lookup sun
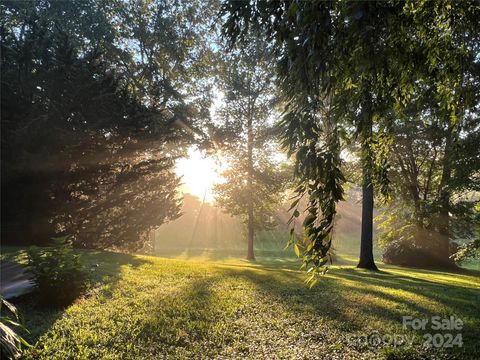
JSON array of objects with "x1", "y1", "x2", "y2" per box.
[{"x1": 175, "y1": 147, "x2": 225, "y2": 203}]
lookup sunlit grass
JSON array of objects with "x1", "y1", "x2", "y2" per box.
[{"x1": 2, "y1": 248, "x2": 479, "y2": 359}]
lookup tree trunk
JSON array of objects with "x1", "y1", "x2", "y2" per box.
[
  {"x1": 437, "y1": 125, "x2": 455, "y2": 267},
  {"x1": 246, "y1": 111, "x2": 255, "y2": 261},
  {"x1": 357, "y1": 160, "x2": 378, "y2": 270},
  {"x1": 357, "y1": 94, "x2": 378, "y2": 270},
  {"x1": 247, "y1": 200, "x2": 255, "y2": 261}
]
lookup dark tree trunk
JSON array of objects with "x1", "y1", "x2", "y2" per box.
[
  {"x1": 357, "y1": 162, "x2": 378, "y2": 270},
  {"x1": 357, "y1": 92, "x2": 378, "y2": 271},
  {"x1": 246, "y1": 199, "x2": 255, "y2": 261}
]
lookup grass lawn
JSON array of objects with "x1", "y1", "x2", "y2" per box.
[{"x1": 2, "y1": 248, "x2": 480, "y2": 359}]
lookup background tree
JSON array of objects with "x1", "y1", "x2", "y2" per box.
[
  {"x1": 213, "y1": 40, "x2": 287, "y2": 260},
  {"x1": 381, "y1": 76, "x2": 480, "y2": 267},
  {"x1": 376, "y1": 0, "x2": 480, "y2": 268},
  {"x1": 379, "y1": 100, "x2": 480, "y2": 268},
  {"x1": 1, "y1": 0, "x2": 217, "y2": 250}
]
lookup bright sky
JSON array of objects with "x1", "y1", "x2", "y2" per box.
[
  {"x1": 174, "y1": 89, "x2": 226, "y2": 203},
  {"x1": 175, "y1": 88, "x2": 288, "y2": 204},
  {"x1": 175, "y1": 147, "x2": 225, "y2": 203}
]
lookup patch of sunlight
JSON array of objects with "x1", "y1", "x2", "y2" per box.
[
  {"x1": 328, "y1": 270, "x2": 446, "y2": 311},
  {"x1": 385, "y1": 268, "x2": 480, "y2": 289}
]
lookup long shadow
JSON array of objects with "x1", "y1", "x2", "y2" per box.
[
  {"x1": 335, "y1": 268, "x2": 479, "y2": 313},
  {"x1": 220, "y1": 263, "x2": 480, "y2": 357},
  {"x1": 333, "y1": 268, "x2": 480, "y2": 356},
  {"x1": 135, "y1": 275, "x2": 232, "y2": 358},
  {"x1": 11, "y1": 249, "x2": 152, "y2": 344},
  {"x1": 83, "y1": 249, "x2": 153, "y2": 283},
  {"x1": 329, "y1": 270, "x2": 477, "y2": 326},
  {"x1": 220, "y1": 266, "x2": 362, "y2": 333}
]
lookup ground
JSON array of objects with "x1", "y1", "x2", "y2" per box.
[{"x1": 2, "y1": 248, "x2": 479, "y2": 359}]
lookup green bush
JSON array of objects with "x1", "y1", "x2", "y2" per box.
[
  {"x1": 1, "y1": 296, "x2": 30, "y2": 359},
  {"x1": 26, "y1": 237, "x2": 87, "y2": 306}
]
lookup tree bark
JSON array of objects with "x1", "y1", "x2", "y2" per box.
[
  {"x1": 357, "y1": 160, "x2": 378, "y2": 270},
  {"x1": 246, "y1": 110, "x2": 255, "y2": 261},
  {"x1": 246, "y1": 198, "x2": 255, "y2": 260},
  {"x1": 357, "y1": 95, "x2": 378, "y2": 270},
  {"x1": 437, "y1": 124, "x2": 455, "y2": 267}
]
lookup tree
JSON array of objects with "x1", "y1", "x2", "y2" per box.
[
  {"x1": 221, "y1": 1, "x2": 398, "y2": 276},
  {"x1": 380, "y1": 114, "x2": 480, "y2": 267},
  {"x1": 1, "y1": 0, "x2": 216, "y2": 250},
  {"x1": 403, "y1": 0, "x2": 480, "y2": 266},
  {"x1": 377, "y1": 0, "x2": 480, "y2": 268},
  {"x1": 213, "y1": 40, "x2": 287, "y2": 260},
  {"x1": 221, "y1": 0, "x2": 480, "y2": 278},
  {"x1": 379, "y1": 100, "x2": 480, "y2": 268}
]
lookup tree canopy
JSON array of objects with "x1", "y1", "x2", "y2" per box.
[
  {"x1": 1, "y1": 0, "x2": 478, "y2": 266},
  {"x1": 221, "y1": 0, "x2": 480, "y2": 278},
  {"x1": 1, "y1": 0, "x2": 217, "y2": 250}
]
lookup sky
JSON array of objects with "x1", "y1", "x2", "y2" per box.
[{"x1": 173, "y1": 87, "x2": 289, "y2": 205}]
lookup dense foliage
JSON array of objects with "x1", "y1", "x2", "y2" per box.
[
  {"x1": 1, "y1": 0, "x2": 216, "y2": 250},
  {"x1": 379, "y1": 116, "x2": 480, "y2": 267},
  {"x1": 221, "y1": 0, "x2": 480, "y2": 276},
  {"x1": 26, "y1": 237, "x2": 88, "y2": 306},
  {"x1": 376, "y1": 0, "x2": 480, "y2": 266}
]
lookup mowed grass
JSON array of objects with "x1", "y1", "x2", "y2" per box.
[{"x1": 3, "y1": 248, "x2": 480, "y2": 359}]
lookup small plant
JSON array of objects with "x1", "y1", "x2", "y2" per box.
[
  {"x1": 26, "y1": 236, "x2": 87, "y2": 306},
  {"x1": 0, "y1": 296, "x2": 30, "y2": 359}
]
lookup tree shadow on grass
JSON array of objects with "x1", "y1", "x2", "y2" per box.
[
  {"x1": 14, "y1": 249, "x2": 152, "y2": 344},
  {"x1": 219, "y1": 264, "x2": 480, "y2": 357},
  {"x1": 333, "y1": 268, "x2": 480, "y2": 356},
  {"x1": 135, "y1": 275, "x2": 233, "y2": 358},
  {"x1": 335, "y1": 268, "x2": 479, "y2": 315},
  {"x1": 220, "y1": 266, "x2": 363, "y2": 332},
  {"x1": 83, "y1": 250, "x2": 153, "y2": 283}
]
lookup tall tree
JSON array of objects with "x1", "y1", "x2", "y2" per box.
[
  {"x1": 221, "y1": 1, "x2": 398, "y2": 276},
  {"x1": 404, "y1": 0, "x2": 480, "y2": 265},
  {"x1": 1, "y1": 0, "x2": 217, "y2": 250},
  {"x1": 213, "y1": 40, "x2": 286, "y2": 260},
  {"x1": 377, "y1": 0, "x2": 480, "y2": 268},
  {"x1": 221, "y1": 0, "x2": 480, "y2": 279}
]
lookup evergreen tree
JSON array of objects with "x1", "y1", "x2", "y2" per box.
[
  {"x1": 1, "y1": 0, "x2": 217, "y2": 249},
  {"x1": 213, "y1": 40, "x2": 287, "y2": 260}
]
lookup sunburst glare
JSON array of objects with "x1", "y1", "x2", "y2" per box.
[{"x1": 175, "y1": 147, "x2": 225, "y2": 203}]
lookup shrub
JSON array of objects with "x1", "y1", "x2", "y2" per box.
[
  {"x1": 382, "y1": 238, "x2": 457, "y2": 269},
  {"x1": 26, "y1": 237, "x2": 87, "y2": 306},
  {"x1": 0, "y1": 296, "x2": 30, "y2": 359}
]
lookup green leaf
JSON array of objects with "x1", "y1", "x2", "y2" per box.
[
  {"x1": 288, "y1": 198, "x2": 300, "y2": 211},
  {"x1": 293, "y1": 244, "x2": 301, "y2": 257},
  {"x1": 303, "y1": 213, "x2": 316, "y2": 227},
  {"x1": 308, "y1": 277, "x2": 319, "y2": 288}
]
